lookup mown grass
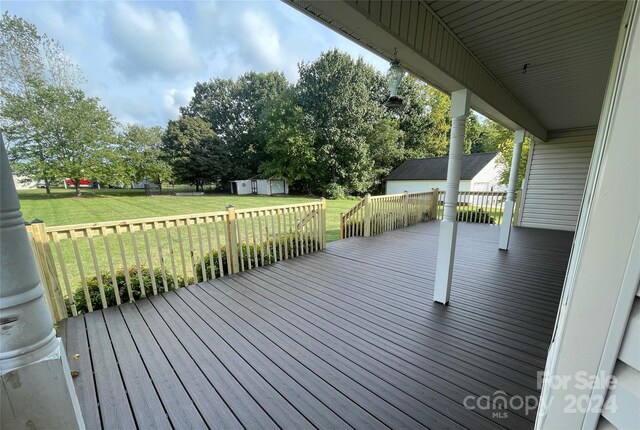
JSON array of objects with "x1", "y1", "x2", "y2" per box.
[
  {"x1": 18, "y1": 187, "x2": 358, "y2": 242},
  {"x1": 18, "y1": 188, "x2": 359, "y2": 303}
]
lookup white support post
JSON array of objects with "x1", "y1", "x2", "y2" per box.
[
  {"x1": 499, "y1": 129, "x2": 526, "y2": 250},
  {"x1": 433, "y1": 89, "x2": 471, "y2": 304},
  {"x1": 0, "y1": 137, "x2": 84, "y2": 429}
]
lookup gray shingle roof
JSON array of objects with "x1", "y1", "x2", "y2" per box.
[{"x1": 386, "y1": 152, "x2": 498, "y2": 181}]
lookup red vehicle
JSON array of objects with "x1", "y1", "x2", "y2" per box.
[{"x1": 64, "y1": 178, "x2": 93, "y2": 188}]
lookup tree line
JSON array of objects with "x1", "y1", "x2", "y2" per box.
[{"x1": 1, "y1": 13, "x2": 527, "y2": 198}]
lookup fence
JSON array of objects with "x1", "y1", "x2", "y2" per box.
[
  {"x1": 340, "y1": 191, "x2": 437, "y2": 239},
  {"x1": 434, "y1": 190, "x2": 511, "y2": 225},
  {"x1": 26, "y1": 200, "x2": 326, "y2": 322}
]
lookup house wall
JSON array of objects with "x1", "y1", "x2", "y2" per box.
[
  {"x1": 386, "y1": 180, "x2": 471, "y2": 195},
  {"x1": 537, "y1": 3, "x2": 639, "y2": 427},
  {"x1": 470, "y1": 156, "x2": 506, "y2": 192},
  {"x1": 269, "y1": 180, "x2": 287, "y2": 195},
  {"x1": 256, "y1": 180, "x2": 271, "y2": 195},
  {"x1": 519, "y1": 128, "x2": 596, "y2": 231}
]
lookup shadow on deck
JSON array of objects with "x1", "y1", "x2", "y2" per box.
[{"x1": 59, "y1": 221, "x2": 574, "y2": 430}]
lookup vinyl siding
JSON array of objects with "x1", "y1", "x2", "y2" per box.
[
  {"x1": 597, "y1": 284, "x2": 640, "y2": 430},
  {"x1": 519, "y1": 129, "x2": 596, "y2": 231}
]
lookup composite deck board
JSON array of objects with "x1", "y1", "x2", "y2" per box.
[
  {"x1": 63, "y1": 222, "x2": 573, "y2": 430},
  {"x1": 61, "y1": 316, "x2": 101, "y2": 430},
  {"x1": 210, "y1": 276, "x2": 533, "y2": 428},
  {"x1": 132, "y1": 299, "x2": 244, "y2": 429},
  {"x1": 230, "y1": 270, "x2": 541, "y2": 394},
  {"x1": 83, "y1": 311, "x2": 136, "y2": 429}
]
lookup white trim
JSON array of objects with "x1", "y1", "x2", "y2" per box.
[{"x1": 536, "y1": 2, "x2": 639, "y2": 428}]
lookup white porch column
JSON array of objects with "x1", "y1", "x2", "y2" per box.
[
  {"x1": 0, "y1": 138, "x2": 84, "y2": 429},
  {"x1": 433, "y1": 89, "x2": 471, "y2": 304},
  {"x1": 499, "y1": 129, "x2": 526, "y2": 250}
]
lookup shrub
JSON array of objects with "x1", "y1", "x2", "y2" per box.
[
  {"x1": 324, "y1": 183, "x2": 346, "y2": 199},
  {"x1": 457, "y1": 208, "x2": 495, "y2": 224},
  {"x1": 196, "y1": 234, "x2": 320, "y2": 282},
  {"x1": 69, "y1": 267, "x2": 184, "y2": 314}
]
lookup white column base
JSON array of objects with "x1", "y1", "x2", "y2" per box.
[
  {"x1": 434, "y1": 220, "x2": 458, "y2": 304},
  {"x1": 1, "y1": 339, "x2": 84, "y2": 430},
  {"x1": 499, "y1": 200, "x2": 516, "y2": 250}
]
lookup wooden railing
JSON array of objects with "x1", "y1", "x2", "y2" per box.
[
  {"x1": 340, "y1": 191, "x2": 437, "y2": 239},
  {"x1": 435, "y1": 190, "x2": 508, "y2": 224},
  {"x1": 26, "y1": 200, "x2": 326, "y2": 321}
]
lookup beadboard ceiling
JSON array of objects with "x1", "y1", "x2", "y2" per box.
[
  {"x1": 424, "y1": 0, "x2": 626, "y2": 130},
  {"x1": 287, "y1": 0, "x2": 627, "y2": 136}
]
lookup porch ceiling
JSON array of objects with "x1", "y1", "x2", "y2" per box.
[{"x1": 286, "y1": 0, "x2": 626, "y2": 138}]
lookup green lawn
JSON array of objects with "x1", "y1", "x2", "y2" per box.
[{"x1": 18, "y1": 188, "x2": 358, "y2": 243}]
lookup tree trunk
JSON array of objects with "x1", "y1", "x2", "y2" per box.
[
  {"x1": 74, "y1": 180, "x2": 80, "y2": 197},
  {"x1": 44, "y1": 178, "x2": 51, "y2": 195},
  {"x1": 158, "y1": 182, "x2": 163, "y2": 193}
]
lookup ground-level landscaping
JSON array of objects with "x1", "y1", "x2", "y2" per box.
[{"x1": 18, "y1": 188, "x2": 357, "y2": 243}]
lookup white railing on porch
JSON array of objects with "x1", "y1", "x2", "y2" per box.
[
  {"x1": 434, "y1": 190, "x2": 510, "y2": 224},
  {"x1": 340, "y1": 191, "x2": 437, "y2": 239},
  {"x1": 341, "y1": 189, "x2": 522, "y2": 240},
  {"x1": 26, "y1": 200, "x2": 326, "y2": 321}
]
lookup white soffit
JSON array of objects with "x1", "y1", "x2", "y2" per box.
[
  {"x1": 286, "y1": 0, "x2": 626, "y2": 139},
  {"x1": 426, "y1": 0, "x2": 626, "y2": 131}
]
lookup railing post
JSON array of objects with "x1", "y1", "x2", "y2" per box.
[
  {"x1": 225, "y1": 205, "x2": 240, "y2": 274},
  {"x1": 513, "y1": 189, "x2": 522, "y2": 227},
  {"x1": 363, "y1": 194, "x2": 372, "y2": 237},
  {"x1": 320, "y1": 198, "x2": 327, "y2": 248},
  {"x1": 29, "y1": 220, "x2": 67, "y2": 322},
  {"x1": 0, "y1": 136, "x2": 83, "y2": 429},
  {"x1": 499, "y1": 129, "x2": 526, "y2": 250},
  {"x1": 430, "y1": 189, "x2": 439, "y2": 220},
  {"x1": 339, "y1": 213, "x2": 345, "y2": 239},
  {"x1": 402, "y1": 191, "x2": 409, "y2": 227}
]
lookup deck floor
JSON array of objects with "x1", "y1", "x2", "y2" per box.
[{"x1": 60, "y1": 221, "x2": 573, "y2": 430}]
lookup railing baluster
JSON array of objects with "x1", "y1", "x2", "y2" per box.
[
  {"x1": 115, "y1": 225, "x2": 134, "y2": 302},
  {"x1": 101, "y1": 227, "x2": 120, "y2": 306},
  {"x1": 141, "y1": 223, "x2": 158, "y2": 296},
  {"x1": 175, "y1": 221, "x2": 188, "y2": 284},
  {"x1": 250, "y1": 213, "x2": 259, "y2": 268},
  {"x1": 214, "y1": 218, "x2": 225, "y2": 277},
  {"x1": 194, "y1": 218, "x2": 207, "y2": 282},
  {"x1": 203, "y1": 218, "x2": 215, "y2": 280},
  {"x1": 164, "y1": 225, "x2": 179, "y2": 290},
  {"x1": 154, "y1": 222, "x2": 169, "y2": 292},
  {"x1": 86, "y1": 228, "x2": 107, "y2": 309},
  {"x1": 129, "y1": 226, "x2": 146, "y2": 298},
  {"x1": 70, "y1": 231, "x2": 92, "y2": 312},
  {"x1": 52, "y1": 232, "x2": 76, "y2": 316}
]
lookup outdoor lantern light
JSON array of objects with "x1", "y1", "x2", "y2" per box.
[{"x1": 383, "y1": 51, "x2": 405, "y2": 108}]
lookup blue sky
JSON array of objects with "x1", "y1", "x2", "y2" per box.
[{"x1": 3, "y1": 1, "x2": 390, "y2": 127}]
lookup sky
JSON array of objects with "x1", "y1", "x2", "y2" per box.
[{"x1": 3, "y1": 1, "x2": 390, "y2": 127}]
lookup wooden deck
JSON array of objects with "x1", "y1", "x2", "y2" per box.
[{"x1": 59, "y1": 221, "x2": 574, "y2": 430}]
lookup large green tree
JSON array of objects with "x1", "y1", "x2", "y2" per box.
[
  {"x1": 295, "y1": 49, "x2": 384, "y2": 196},
  {"x1": 181, "y1": 71, "x2": 290, "y2": 180},
  {"x1": 117, "y1": 124, "x2": 173, "y2": 190},
  {"x1": 0, "y1": 12, "x2": 83, "y2": 97},
  {"x1": 162, "y1": 117, "x2": 230, "y2": 191},
  {"x1": 2, "y1": 80, "x2": 116, "y2": 195}
]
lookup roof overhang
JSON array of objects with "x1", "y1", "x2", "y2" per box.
[{"x1": 285, "y1": 1, "x2": 626, "y2": 141}]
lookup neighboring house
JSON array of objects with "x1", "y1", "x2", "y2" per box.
[
  {"x1": 230, "y1": 176, "x2": 289, "y2": 196},
  {"x1": 385, "y1": 152, "x2": 504, "y2": 195}
]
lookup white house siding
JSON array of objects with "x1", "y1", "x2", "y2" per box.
[
  {"x1": 598, "y1": 285, "x2": 640, "y2": 429},
  {"x1": 386, "y1": 180, "x2": 471, "y2": 195},
  {"x1": 519, "y1": 128, "x2": 596, "y2": 231},
  {"x1": 470, "y1": 156, "x2": 506, "y2": 192}
]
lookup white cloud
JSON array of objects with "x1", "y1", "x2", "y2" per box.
[
  {"x1": 241, "y1": 10, "x2": 282, "y2": 70},
  {"x1": 163, "y1": 87, "x2": 194, "y2": 120},
  {"x1": 104, "y1": 2, "x2": 202, "y2": 78}
]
